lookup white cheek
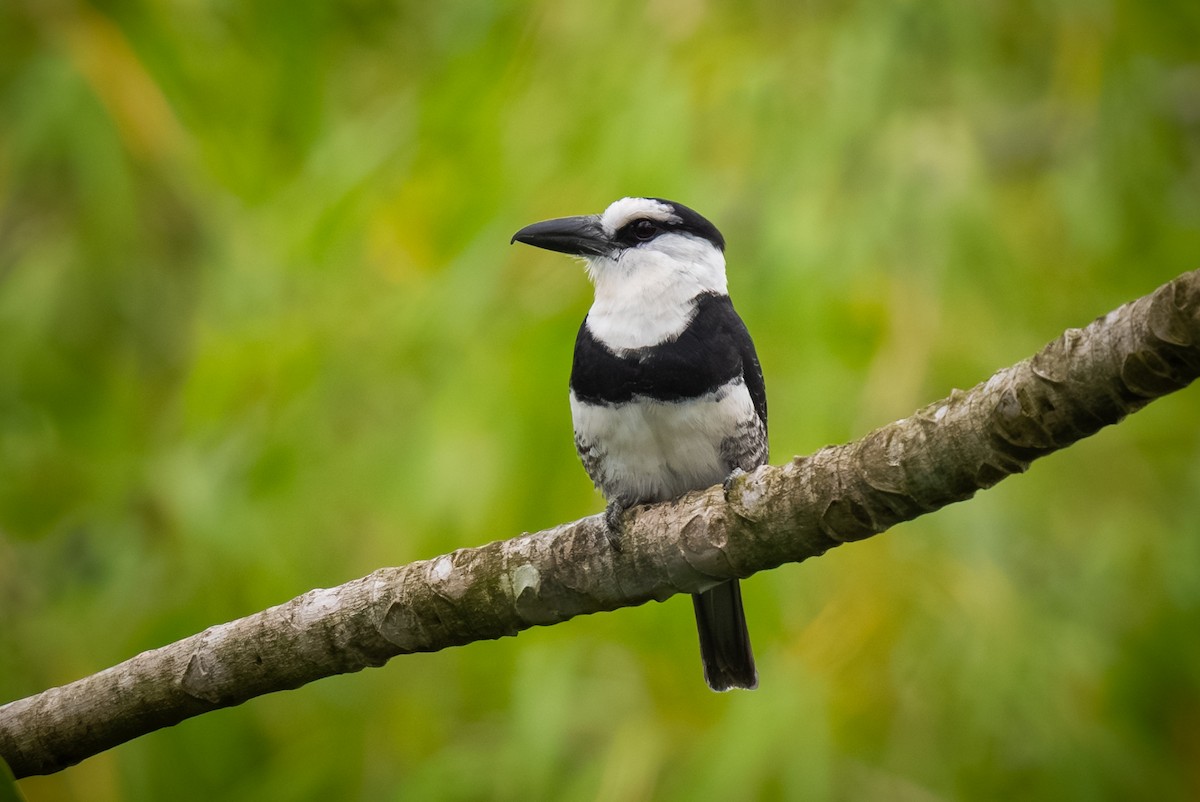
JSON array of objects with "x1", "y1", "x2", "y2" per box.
[{"x1": 583, "y1": 236, "x2": 728, "y2": 353}]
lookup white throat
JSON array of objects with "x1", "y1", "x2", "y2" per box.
[{"x1": 583, "y1": 233, "x2": 728, "y2": 354}]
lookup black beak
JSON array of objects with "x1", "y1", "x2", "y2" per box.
[{"x1": 511, "y1": 215, "x2": 611, "y2": 257}]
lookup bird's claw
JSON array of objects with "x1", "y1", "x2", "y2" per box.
[
  {"x1": 723, "y1": 467, "x2": 747, "y2": 502},
  {"x1": 603, "y1": 500, "x2": 627, "y2": 553}
]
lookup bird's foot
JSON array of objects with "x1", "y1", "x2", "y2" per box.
[
  {"x1": 722, "y1": 467, "x2": 747, "y2": 502},
  {"x1": 602, "y1": 499, "x2": 628, "y2": 553}
]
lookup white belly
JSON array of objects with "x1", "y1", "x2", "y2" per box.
[{"x1": 570, "y1": 379, "x2": 761, "y2": 504}]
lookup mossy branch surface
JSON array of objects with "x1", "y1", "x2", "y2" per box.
[{"x1": 3, "y1": 270, "x2": 1199, "y2": 778}]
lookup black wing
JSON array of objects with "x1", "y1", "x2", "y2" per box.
[{"x1": 732, "y1": 309, "x2": 766, "y2": 436}]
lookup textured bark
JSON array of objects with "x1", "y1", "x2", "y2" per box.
[{"x1": 3, "y1": 270, "x2": 1200, "y2": 778}]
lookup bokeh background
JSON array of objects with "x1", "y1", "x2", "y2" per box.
[{"x1": 3, "y1": 0, "x2": 1200, "y2": 799}]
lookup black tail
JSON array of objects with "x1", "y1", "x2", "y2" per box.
[{"x1": 692, "y1": 579, "x2": 757, "y2": 691}]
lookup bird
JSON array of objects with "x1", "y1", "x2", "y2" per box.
[{"x1": 512, "y1": 197, "x2": 767, "y2": 691}]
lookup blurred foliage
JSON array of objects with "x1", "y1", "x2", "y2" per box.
[
  {"x1": 0, "y1": 757, "x2": 24, "y2": 802},
  {"x1": 2, "y1": 0, "x2": 1199, "y2": 799}
]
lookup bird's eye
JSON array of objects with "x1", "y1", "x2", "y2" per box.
[{"x1": 632, "y1": 219, "x2": 658, "y2": 241}]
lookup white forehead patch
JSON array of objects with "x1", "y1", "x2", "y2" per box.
[{"x1": 599, "y1": 197, "x2": 680, "y2": 235}]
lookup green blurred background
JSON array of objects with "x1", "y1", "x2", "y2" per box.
[{"x1": 2, "y1": 0, "x2": 1199, "y2": 799}]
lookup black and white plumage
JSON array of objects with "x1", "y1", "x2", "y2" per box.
[{"x1": 512, "y1": 197, "x2": 767, "y2": 691}]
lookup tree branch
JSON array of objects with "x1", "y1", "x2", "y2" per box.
[{"x1": 4, "y1": 270, "x2": 1200, "y2": 778}]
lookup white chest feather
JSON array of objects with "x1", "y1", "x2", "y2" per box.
[{"x1": 570, "y1": 379, "x2": 762, "y2": 504}]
